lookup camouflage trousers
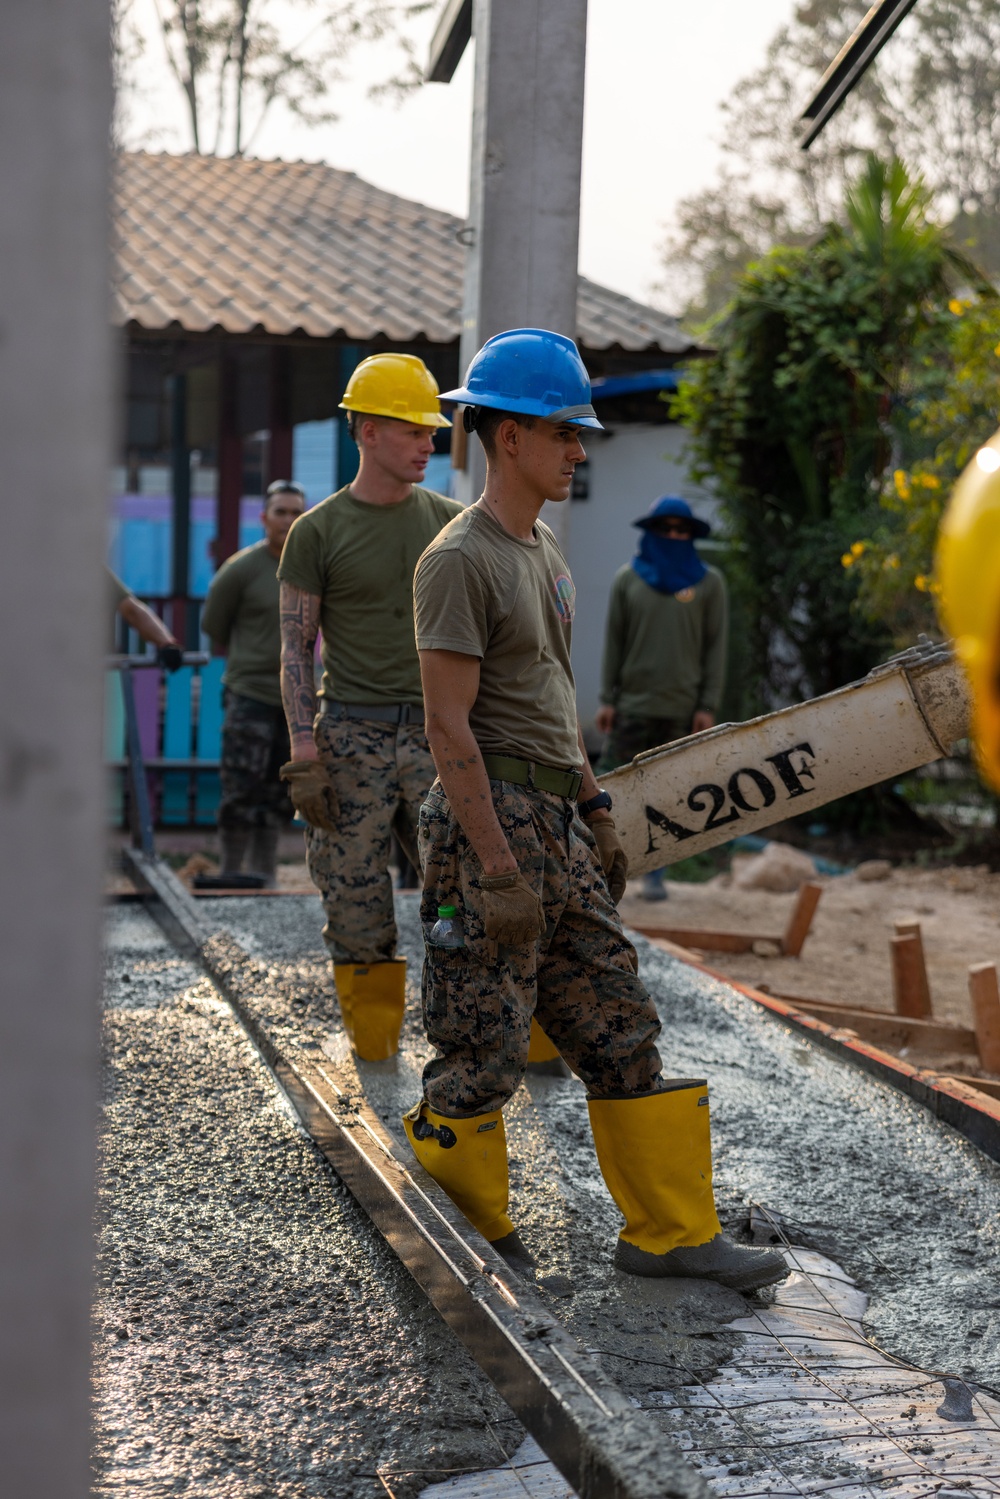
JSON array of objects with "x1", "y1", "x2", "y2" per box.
[
  {"x1": 596, "y1": 715, "x2": 692, "y2": 776},
  {"x1": 306, "y1": 713, "x2": 436, "y2": 964},
  {"x1": 218, "y1": 691, "x2": 294, "y2": 830},
  {"x1": 418, "y1": 780, "x2": 664, "y2": 1116}
]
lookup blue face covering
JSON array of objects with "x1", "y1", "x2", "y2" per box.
[{"x1": 632, "y1": 533, "x2": 707, "y2": 596}]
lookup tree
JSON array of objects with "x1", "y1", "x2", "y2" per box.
[
  {"x1": 850, "y1": 297, "x2": 1000, "y2": 643},
  {"x1": 150, "y1": 0, "x2": 430, "y2": 157},
  {"x1": 674, "y1": 156, "x2": 975, "y2": 707},
  {"x1": 902, "y1": 0, "x2": 1000, "y2": 221},
  {"x1": 661, "y1": 0, "x2": 1000, "y2": 320},
  {"x1": 113, "y1": 1, "x2": 147, "y2": 151}
]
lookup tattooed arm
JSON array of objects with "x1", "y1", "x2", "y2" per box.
[{"x1": 280, "y1": 582, "x2": 322, "y2": 761}]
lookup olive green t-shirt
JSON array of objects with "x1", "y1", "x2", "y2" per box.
[
  {"x1": 201, "y1": 540, "x2": 283, "y2": 707},
  {"x1": 600, "y1": 563, "x2": 728, "y2": 719},
  {"x1": 414, "y1": 503, "x2": 582, "y2": 770},
  {"x1": 278, "y1": 485, "x2": 462, "y2": 706}
]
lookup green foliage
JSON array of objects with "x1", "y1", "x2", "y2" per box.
[
  {"x1": 851, "y1": 299, "x2": 1000, "y2": 640},
  {"x1": 675, "y1": 156, "x2": 971, "y2": 705}
]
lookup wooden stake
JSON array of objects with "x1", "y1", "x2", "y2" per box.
[
  {"x1": 970, "y1": 963, "x2": 1000, "y2": 1073},
  {"x1": 781, "y1": 882, "x2": 823, "y2": 958},
  {"x1": 893, "y1": 919, "x2": 933, "y2": 1018},
  {"x1": 891, "y1": 930, "x2": 933, "y2": 1019}
]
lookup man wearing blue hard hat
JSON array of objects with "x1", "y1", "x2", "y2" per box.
[
  {"x1": 402, "y1": 328, "x2": 785, "y2": 1295},
  {"x1": 597, "y1": 494, "x2": 728, "y2": 900}
]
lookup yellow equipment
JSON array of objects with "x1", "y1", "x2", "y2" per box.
[
  {"x1": 588, "y1": 1084, "x2": 722, "y2": 1255},
  {"x1": 403, "y1": 1100, "x2": 515, "y2": 1243},
  {"x1": 333, "y1": 959, "x2": 407, "y2": 1061},
  {"x1": 339, "y1": 353, "x2": 452, "y2": 429},
  {"x1": 936, "y1": 428, "x2": 1000, "y2": 790}
]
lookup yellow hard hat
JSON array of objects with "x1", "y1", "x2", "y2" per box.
[
  {"x1": 339, "y1": 353, "x2": 451, "y2": 429},
  {"x1": 936, "y1": 427, "x2": 1000, "y2": 790}
]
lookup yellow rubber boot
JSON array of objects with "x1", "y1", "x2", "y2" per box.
[
  {"x1": 527, "y1": 1019, "x2": 561, "y2": 1062},
  {"x1": 333, "y1": 959, "x2": 406, "y2": 1061},
  {"x1": 403, "y1": 1101, "x2": 515, "y2": 1243},
  {"x1": 525, "y1": 1018, "x2": 571, "y2": 1077},
  {"x1": 588, "y1": 1084, "x2": 787, "y2": 1291},
  {"x1": 589, "y1": 1083, "x2": 721, "y2": 1253}
]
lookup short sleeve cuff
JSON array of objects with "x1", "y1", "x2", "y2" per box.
[{"x1": 415, "y1": 635, "x2": 484, "y2": 659}]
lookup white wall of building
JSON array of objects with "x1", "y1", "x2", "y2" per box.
[{"x1": 568, "y1": 422, "x2": 720, "y2": 750}]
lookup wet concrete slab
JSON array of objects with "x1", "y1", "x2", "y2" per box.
[{"x1": 102, "y1": 890, "x2": 1000, "y2": 1495}]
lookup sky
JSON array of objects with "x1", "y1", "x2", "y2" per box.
[{"x1": 123, "y1": 0, "x2": 798, "y2": 309}]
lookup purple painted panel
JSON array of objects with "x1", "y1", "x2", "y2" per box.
[
  {"x1": 112, "y1": 494, "x2": 218, "y2": 524},
  {"x1": 133, "y1": 668, "x2": 160, "y2": 759}
]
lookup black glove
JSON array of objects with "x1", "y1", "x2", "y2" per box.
[{"x1": 156, "y1": 644, "x2": 184, "y2": 673}]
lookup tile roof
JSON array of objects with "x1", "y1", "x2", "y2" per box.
[{"x1": 113, "y1": 151, "x2": 690, "y2": 354}]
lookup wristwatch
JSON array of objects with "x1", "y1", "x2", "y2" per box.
[{"x1": 578, "y1": 789, "x2": 613, "y2": 818}]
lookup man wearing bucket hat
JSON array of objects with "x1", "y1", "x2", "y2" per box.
[
  {"x1": 596, "y1": 494, "x2": 728, "y2": 900},
  {"x1": 277, "y1": 353, "x2": 462, "y2": 1061},
  {"x1": 402, "y1": 328, "x2": 785, "y2": 1295}
]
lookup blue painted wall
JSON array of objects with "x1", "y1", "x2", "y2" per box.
[{"x1": 110, "y1": 419, "x2": 340, "y2": 596}]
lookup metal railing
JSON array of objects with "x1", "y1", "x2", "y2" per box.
[{"x1": 111, "y1": 651, "x2": 210, "y2": 857}]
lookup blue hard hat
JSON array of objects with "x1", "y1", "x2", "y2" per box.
[
  {"x1": 634, "y1": 495, "x2": 711, "y2": 538},
  {"x1": 442, "y1": 328, "x2": 604, "y2": 429}
]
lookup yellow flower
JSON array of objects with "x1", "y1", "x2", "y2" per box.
[
  {"x1": 850, "y1": 540, "x2": 866, "y2": 557},
  {"x1": 913, "y1": 472, "x2": 941, "y2": 489},
  {"x1": 914, "y1": 574, "x2": 928, "y2": 592},
  {"x1": 841, "y1": 552, "x2": 854, "y2": 568},
  {"x1": 893, "y1": 469, "x2": 911, "y2": 500},
  {"x1": 949, "y1": 298, "x2": 964, "y2": 316}
]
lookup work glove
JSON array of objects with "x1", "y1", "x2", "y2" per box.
[
  {"x1": 279, "y1": 759, "x2": 338, "y2": 832},
  {"x1": 479, "y1": 871, "x2": 545, "y2": 957},
  {"x1": 156, "y1": 644, "x2": 184, "y2": 673},
  {"x1": 587, "y1": 817, "x2": 628, "y2": 905}
]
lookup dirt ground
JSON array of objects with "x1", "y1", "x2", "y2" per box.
[{"x1": 618, "y1": 863, "x2": 1000, "y2": 1035}]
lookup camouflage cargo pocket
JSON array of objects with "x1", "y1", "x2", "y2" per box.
[{"x1": 422, "y1": 945, "x2": 506, "y2": 1053}]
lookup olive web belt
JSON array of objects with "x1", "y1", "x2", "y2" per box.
[
  {"x1": 481, "y1": 753, "x2": 584, "y2": 800},
  {"x1": 319, "y1": 699, "x2": 424, "y2": 726}
]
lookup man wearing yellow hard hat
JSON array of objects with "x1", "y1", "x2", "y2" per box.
[{"x1": 277, "y1": 353, "x2": 462, "y2": 1060}]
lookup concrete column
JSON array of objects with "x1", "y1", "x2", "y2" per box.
[
  {"x1": 0, "y1": 4, "x2": 110, "y2": 1496},
  {"x1": 455, "y1": 0, "x2": 588, "y2": 551}
]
